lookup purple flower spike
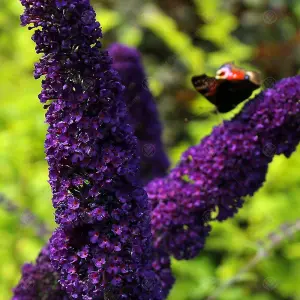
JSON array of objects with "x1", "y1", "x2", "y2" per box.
[
  {"x1": 108, "y1": 44, "x2": 175, "y2": 296},
  {"x1": 147, "y1": 76, "x2": 300, "y2": 260},
  {"x1": 152, "y1": 250, "x2": 175, "y2": 299},
  {"x1": 19, "y1": 0, "x2": 162, "y2": 299},
  {"x1": 13, "y1": 245, "x2": 67, "y2": 300},
  {"x1": 108, "y1": 43, "x2": 170, "y2": 183}
]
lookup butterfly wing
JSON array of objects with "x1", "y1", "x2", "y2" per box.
[
  {"x1": 215, "y1": 80, "x2": 259, "y2": 113},
  {"x1": 191, "y1": 74, "x2": 221, "y2": 106},
  {"x1": 192, "y1": 74, "x2": 260, "y2": 113}
]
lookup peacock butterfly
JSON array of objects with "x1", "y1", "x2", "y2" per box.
[{"x1": 191, "y1": 63, "x2": 262, "y2": 113}]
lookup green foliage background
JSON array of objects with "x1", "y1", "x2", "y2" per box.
[{"x1": 1, "y1": 0, "x2": 300, "y2": 299}]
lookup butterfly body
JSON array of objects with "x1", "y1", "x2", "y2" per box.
[{"x1": 191, "y1": 63, "x2": 261, "y2": 113}]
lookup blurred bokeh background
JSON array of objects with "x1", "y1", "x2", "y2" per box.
[{"x1": 1, "y1": 0, "x2": 300, "y2": 299}]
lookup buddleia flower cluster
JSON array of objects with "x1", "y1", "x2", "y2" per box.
[
  {"x1": 19, "y1": 0, "x2": 162, "y2": 299},
  {"x1": 107, "y1": 44, "x2": 175, "y2": 297},
  {"x1": 15, "y1": 0, "x2": 300, "y2": 298},
  {"x1": 108, "y1": 43, "x2": 170, "y2": 184},
  {"x1": 147, "y1": 76, "x2": 300, "y2": 259},
  {"x1": 13, "y1": 245, "x2": 67, "y2": 300}
]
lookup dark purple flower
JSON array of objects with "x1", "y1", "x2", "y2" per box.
[
  {"x1": 108, "y1": 43, "x2": 170, "y2": 183},
  {"x1": 12, "y1": 245, "x2": 67, "y2": 300},
  {"x1": 19, "y1": 1, "x2": 162, "y2": 299},
  {"x1": 146, "y1": 76, "x2": 300, "y2": 259},
  {"x1": 152, "y1": 250, "x2": 175, "y2": 299}
]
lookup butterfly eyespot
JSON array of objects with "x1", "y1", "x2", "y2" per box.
[{"x1": 216, "y1": 69, "x2": 229, "y2": 79}]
